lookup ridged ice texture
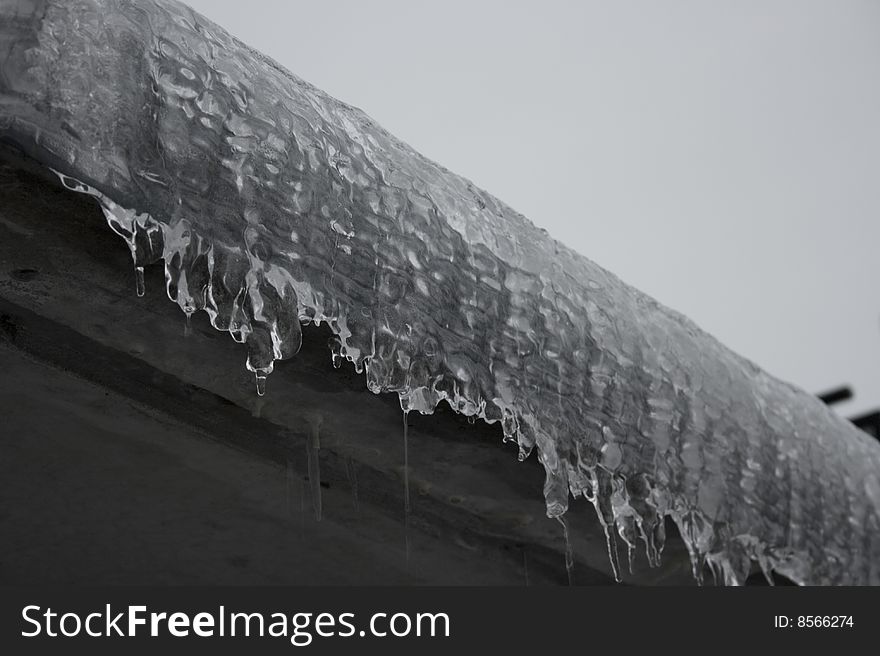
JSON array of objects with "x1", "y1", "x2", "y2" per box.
[{"x1": 2, "y1": 0, "x2": 879, "y2": 585}]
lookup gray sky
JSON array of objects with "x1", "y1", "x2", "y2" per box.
[{"x1": 186, "y1": 0, "x2": 880, "y2": 416}]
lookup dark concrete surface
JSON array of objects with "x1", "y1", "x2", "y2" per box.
[{"x1": 0, "y1": 148, "x2": 696, "y2": 584}]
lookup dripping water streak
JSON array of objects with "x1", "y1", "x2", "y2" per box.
[
  {"x1": 307, "y1": 428, "x2": 322, "y2": 522},
  {"x1": 285, "y1": 459, "x2": 292, "y2": 519},
  {"x1": 299, "y1": 475, "x2": 306, "y2": 539},
  {"x1": 345, "y1": 456, "x2": 360, "y2": 513},
  {"x1": 403, "y1": 409, "x2": 411, "y2": 568},
  {"x1": 557, "y1": 516, "x2": 574, "y2": 586}
]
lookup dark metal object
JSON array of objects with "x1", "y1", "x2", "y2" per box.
[{"x1": 817, "y1": 386, "x2": 853, "y2": 406}]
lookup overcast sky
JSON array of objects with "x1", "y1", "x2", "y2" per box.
[{"x1": 186, "y1": 0, "x2": 880, "y2": 416}]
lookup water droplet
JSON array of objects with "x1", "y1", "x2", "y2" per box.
[{"x1": 307, "y1": 422, "x2": 322, "y2": 521}]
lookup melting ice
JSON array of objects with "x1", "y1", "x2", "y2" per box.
[{"x1": 1, "y1": 0, "x2": 879, "y2": 584}]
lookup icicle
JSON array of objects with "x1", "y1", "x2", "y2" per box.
[
  {"x1": 245, "y1": 324, "x2": 276, "y2": 397},
  {"x1": 501, "y1": 409, "x2": 518, "y2": 445},
  {"x1": 591, "y1": 468, "x2": 622, "y2": 582},
  {"x1": 602, "y1": 523, "x2": 622, "y2": 582},
  {"x1": 758, "y1": 554, "x2": 775, "y2": 586},
  {"x1": 557, "y1": 515, "x2": 574, "y2": 585},
  {"x1": 644, "y1": 519, "x2": 666, "y2": 568},
  {"x1": 618, "y1": 514, "x2": 638, "y2": 575},
  {"x1": 184, "y1": 310, "x2": 193, "y2": 337},
  {"x1": 708, "y1": 559, "x2": 723, "y2": 587},
  {"x1": 677, "y1": 511, "x2": 710, "y2": 585},
  {"x1": 254, "y1": 371, "x2": 267, "y2": 396},
  {"x1": 135, "y1": 265, "x2": 145, "y2": 297}
]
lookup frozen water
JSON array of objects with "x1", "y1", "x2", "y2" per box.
[
  {"x1": 1, "y1": 0, "x2": 879, "y2": 584},
  {"x1": 558, "y1": 516, "x2": 574, "y2": 585}
]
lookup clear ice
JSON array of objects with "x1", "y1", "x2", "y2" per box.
[{"x1": 1, "y1": 0, "x2": 879, "y2": 585}]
